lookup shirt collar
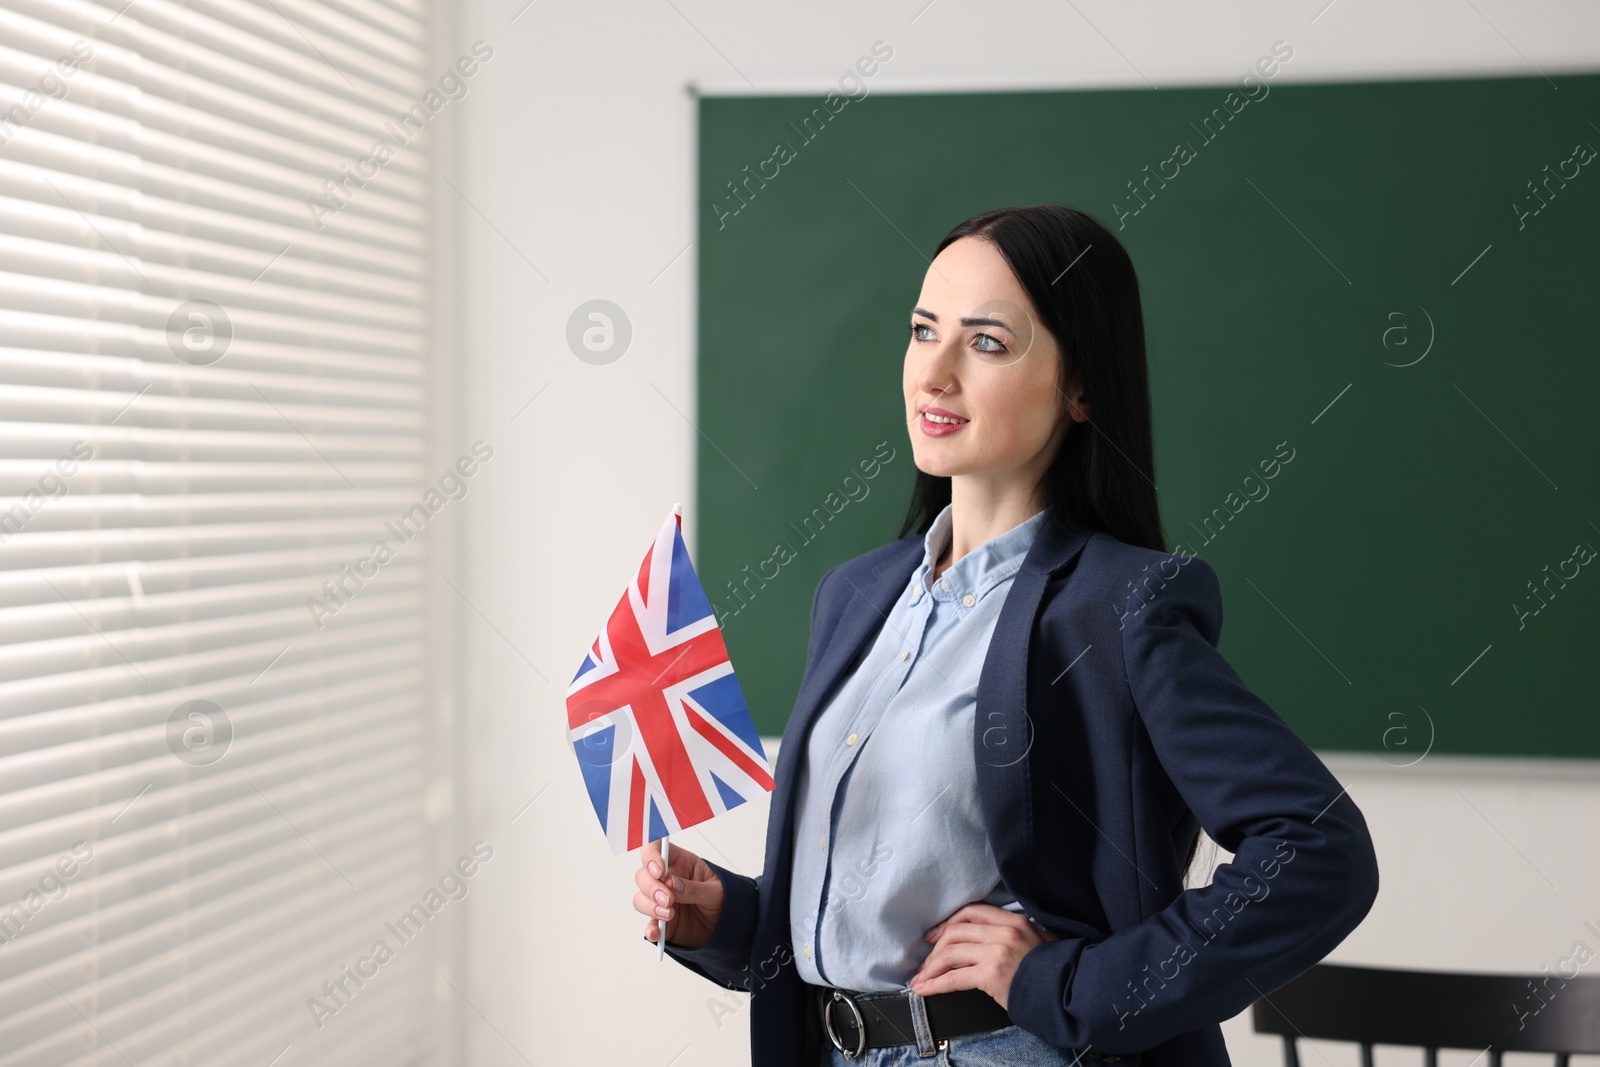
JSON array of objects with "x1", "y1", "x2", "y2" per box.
[{"x1": 909, "y1": 503, "x2": 1051, "y2": 607}]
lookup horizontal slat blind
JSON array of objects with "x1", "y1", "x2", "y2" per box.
[{"x1": 0, "y1": 0, "x2": 438, "y2": 1062}]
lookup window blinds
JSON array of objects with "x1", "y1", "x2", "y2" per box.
[{"x1": 0, "y1": 0, "x2": 443, "y2": 1062}]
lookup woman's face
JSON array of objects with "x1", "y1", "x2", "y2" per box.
[{"x1": 903, "y1": 236, "x2": 1081, "y2": 486}]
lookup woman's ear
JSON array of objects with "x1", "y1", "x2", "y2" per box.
[
  {"x1": 1057, "y1": 363, "x2": 1092, "y2": 425},
  {"x1": 1063, "y1": 378, "x2": 1092, "y2": 424}
]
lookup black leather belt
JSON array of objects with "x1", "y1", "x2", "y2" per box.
[{"x1": 810, "y1": 983, "x2": 1011, "y2": 1058}]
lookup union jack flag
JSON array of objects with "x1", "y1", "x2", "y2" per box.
[{"x1": 567, "y1": 505, "x2": 775, "y2": 855}]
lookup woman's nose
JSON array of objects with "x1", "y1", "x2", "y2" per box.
[{"x1": 917, "y1": 341, "x2": 960, "y2": 396}]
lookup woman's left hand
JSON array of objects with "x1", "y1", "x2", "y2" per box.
[{"x1": 908, "y1": 903, "x2": 1056, "y2": 1011}]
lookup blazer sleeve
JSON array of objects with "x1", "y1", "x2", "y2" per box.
[
  {"x1": 1006, "y1": 554, "x2": 1380, "y2": 1052},
  {"x1": 651, "y1": 562, "x2": 842, "y2": 990}
]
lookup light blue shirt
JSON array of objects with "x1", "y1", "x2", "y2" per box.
[{"x1": 788, "y1": 501, "x2": 1051, "y2": 991}]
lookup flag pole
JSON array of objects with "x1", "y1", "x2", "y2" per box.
[
  {"x1": 658, "y1": 500, "x2": 682, "y2": 962},
  {"x1": 658, "y1": 833, "x2": 671, "y2": 961}
]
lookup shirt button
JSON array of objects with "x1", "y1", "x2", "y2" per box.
[
  {"x1": 962, "y1": 594, "x2": 976, "y2": 607},
  {"x1": 900, "y1": 650, "x2": 909, "y2": 662},
  {"x1": 846, "y1": 733, "x2": 858, "y2": 746},
  {"x1": 820, "y1": 833, "x2": 827, "y2": 848},
  {"x1": 941, "y1": 580, "x2": 950, "y2": 592},
  {"x1": 804, "y1": 943, "x2": 812, "y2": 958}
]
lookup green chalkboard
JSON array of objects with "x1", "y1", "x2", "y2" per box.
[{"x1": 696, "y1": 69, "x2": 1600, "y2": 761}]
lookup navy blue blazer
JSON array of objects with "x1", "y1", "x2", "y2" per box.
[{"x1": 662, "y1": 516, "x2": 1379, "y2": 1066}]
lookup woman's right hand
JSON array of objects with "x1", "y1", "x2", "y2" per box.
[{"x1": 634, "y1": 840, "x2": 726, "y2": 950}]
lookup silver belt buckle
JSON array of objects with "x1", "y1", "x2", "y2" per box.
[{"x1": 822, "y1": 988, "x2": 866, "y2": 1059}]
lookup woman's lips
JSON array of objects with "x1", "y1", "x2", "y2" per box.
[{"x1": 919, "y1": 411, "x2": 968, "y2": 437}]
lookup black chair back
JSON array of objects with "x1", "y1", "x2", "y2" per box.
[{"x1": 1251, "y1": 962, "x2": 1600, "y2": 1067}]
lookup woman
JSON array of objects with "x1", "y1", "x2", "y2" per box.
[{"x1": 631, "y1": 205, "x2": 1379, "y2": 1067}]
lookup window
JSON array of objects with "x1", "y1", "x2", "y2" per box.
[{"x1": 0, "y1": 0, "x2": 452, "y2": 1061}]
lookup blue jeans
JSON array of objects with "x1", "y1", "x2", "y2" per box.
[{"x1": 821, "y1": 1001, "x2": 1093, "y2": 1066}]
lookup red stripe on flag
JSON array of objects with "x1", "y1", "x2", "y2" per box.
[
  {"x1": 628, "y1": 756, "x2": 646, "y2": 851},
  {"x1": 686, "y1": 705, "x2": 775, "y2": 791}
]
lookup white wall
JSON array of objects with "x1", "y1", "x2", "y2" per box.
[{"x1": 432, "y1": 2, "x2": 1600, "y2": 1064}]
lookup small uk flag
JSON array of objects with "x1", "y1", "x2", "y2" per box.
[{"x1": 567, "y1": 505, "x2": 775, "y2": 854}]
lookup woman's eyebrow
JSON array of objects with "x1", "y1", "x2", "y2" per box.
[{"x1": 911, "y1": 306, "x2": 1015, "y2": 335}]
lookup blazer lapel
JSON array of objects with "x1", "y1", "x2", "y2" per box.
[
  {"x1": 753, "y1": 538, "x2": 924, "y2": 975},
  {"x1": 976, "y1": 517, "x2": 1098, "y2": 935},
  {"x1": 766, "y1": 538, "x2": 922, "y2": 860}
]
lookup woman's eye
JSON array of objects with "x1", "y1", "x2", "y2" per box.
[
  {"x1": 908, "y1": 322, "x2": 933, "y2": 342},
  {"x1": 973, "y1": 332, "x2": 1008, "y2": 354}
]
